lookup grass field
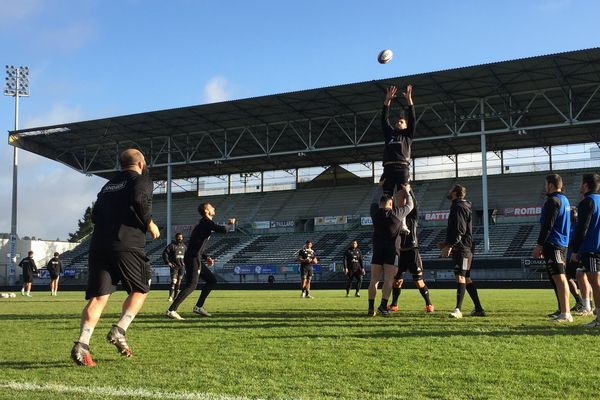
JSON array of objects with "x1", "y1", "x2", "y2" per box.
[{"x1": 0, "y1": 288, "x2": 599, "y2": 400}]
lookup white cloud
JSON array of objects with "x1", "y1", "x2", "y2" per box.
[
  {"x1": 0, "y1": 0, "x2": 44, "y2": 26},
  {"x1": 23, "y1": 103, "x2": 84, "y2": 129},
  {"x1": 0, "y1": 143, "x2": 106, "y2": 240},
  {"x1": 38, "y1": 21, "x2": 96, "y2": 53},
  {"x1": 0, "y1": 103, "x2": 105, "y2": 240},
  {"x1": 202, "y1": 76, "x2": 231, "y2": 104}
]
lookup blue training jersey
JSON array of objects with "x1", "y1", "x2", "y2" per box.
[
  {"x1": 540, "y1": 192, "x2": 570, "y2": 248},
  {"x1": 578, "y1": 193, "x2": 600, "y2": 254}
]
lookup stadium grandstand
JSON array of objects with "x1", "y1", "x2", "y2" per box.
[{"x1": 7, "y1": 47, "x2": 600, "y2": 287}]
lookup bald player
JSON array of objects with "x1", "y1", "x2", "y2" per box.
[{"x1": 71, "y1": 149, "x2": 160, "y2": 367}]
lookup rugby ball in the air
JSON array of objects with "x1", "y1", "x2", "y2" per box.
[{"x1": 378, "y1": 49, "x2": 393, "y2": 64}]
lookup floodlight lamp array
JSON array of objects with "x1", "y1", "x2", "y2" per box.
[{"x1": 4, "y1": 65, "x2": 29, "y2": 96}]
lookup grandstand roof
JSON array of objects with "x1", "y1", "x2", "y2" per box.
[{"x1": 9, "y1": 47, "x2": 600, "y2": 180}]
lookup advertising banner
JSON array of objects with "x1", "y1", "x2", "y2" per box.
[
  {"x1": 252, "y1": 221, "x2": 271, "y2": 229},
  {"x1": 314, "y1": 216, "x2": 347, "y2": 226},
  {"x1": 38, "y1": 268, "x2": 77, "y2": 279},
  {"x1": 422, "y1": 211, "x2": 450, "y2": 221},
  {"x1": 270, "y1": 220, "x2": 295, "y2": 228},
  {"x1": 522, "y1": 258, "x2": 546, "y2": 268},
  {"x1": 504, "y1": 206, "x2": 542, "y2": 217},
  {"x1": 233, "y1": 265, "x2": 278, "y2": 274}
]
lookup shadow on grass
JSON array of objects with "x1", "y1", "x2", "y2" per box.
[
  {"x1": 0, "y1": 360, "x2": 72, "y2": 370},
  {"x1": 0, "y1": 313, "x2": 76, "y2": 321},
  {"x1": 132, "y1": 311, "x2": 600, "y2": 338}
]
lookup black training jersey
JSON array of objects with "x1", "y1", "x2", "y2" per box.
[
  {"x1": 400, "y1": 191, "x2": 419, "y2": 250},
  {"x1": 298, "y1": 248, "x2": 316, "y2": 266},
  {"x1": 162, "y1": 241, "x2": 187, "y2": 267},
  {"x1": 46, "y1": 257, "x2": 62, "y2": 275},
  {"x1": 445, "y1": 199, "x2": 473, "y2": 253},
  {"x1": 18, "y1": 257, "x2": 38, "y2": 274},
  {"x1": 185, "y1": 217, "x2": 228, "y2": 261},
  {"x1": 344, "y1": 247, "x2": 363, "y2": 271},
  {"x1": 90, "y1": 170, "x2": 153, "y2": 252},
  {"x1": 370, "y1": 186, "x2": 414, "y2": 249},
  {"x1": 382, "y1": 104, "x2": 416, "y2": 164}
]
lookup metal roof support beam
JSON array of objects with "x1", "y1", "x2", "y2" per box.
[
  {"x1": 454, "y1": 154, "x2": 458, "y2": 178},
  {"x1": 492, "y1": 150, "x2": 505, "y2": 173},
  {"x1": 574, "y1": 84, "x2": 600, "y2": 121},
  {"x1": 457, "y1": 102, "x2": 481, "y2": 134},
  {"x1": 569, "y1": 88, "x2": 573, "y2": 122},
  {"x1": 311, "y1": 118, "x2": 332, "y2": 149},
  {"x1": 83, "y1": 146, "x2": 101, "y2": 173},
  {"x1": 208, "y1": 133, "x2": 225, "y2": 158},
  {"x1": 268, "y1": 122, "x2": 289, "y2": 153},
  {"x1": 150, "y1": 138, "x2": 169, "y2": 166},
  {"x1": 246, "y1": 127, "x2": 267, "y2": 155},
  {"x1": 428, "y1": 105, "x2": 456, "y2": 135},
  {"x1": 289, "y1": 122, "x2": 309, "y2": 149},
  {"x1": 170, "y1": 135, "x2": 186, "y2": 162},
  {"x1": 480, "y1": 98, "x2": 490, "y2": 254},
  {"x1": 226, "y1": 127, "x2": 248, "y2": 158},
  {"x1": 484, "y1": 99, "x2": 511, "y2": 129},
  {"x1": 356, "y1": 111, "x2": 379, "y2": 145},
  {"x1": 188, "y1": 132, "x2": 209, "y2": 161},
  {"x1": 544, "y1": 146, "x2": 553, "y2": 171},
  {"x1": 167, "y1": 137, "x2": 172, "y2": 245},
  {"x1": 67, "y1": 151, "x2": 84, "y2": 171},
  {"x1": 354, "y1": 114, "x2": 357, "y2": 144},
  {"x1": 333, "y1": 116, "x2": 356, "y2": 145},
  {"x1": 541, "y1": 92, "x2": 569, "y2": 123},
  {"x1": 512, "y1": 93, "x2": 539, "y2": 128}
]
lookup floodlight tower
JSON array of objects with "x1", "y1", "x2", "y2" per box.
[{"x1": 4, "y1": 65, "x2": 29, "y2": 286}]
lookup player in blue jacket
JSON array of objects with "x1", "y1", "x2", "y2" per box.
[
  {"x1": 532, "y1": 174, "x2": 572, "y2": 322},
  {"x1": 570, "y1": 173, "x2": 600, "y2": 327}
]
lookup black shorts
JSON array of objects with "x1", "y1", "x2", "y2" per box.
[
  {"x1": 300, "y1": 264, "x2": 313, "y2": 280},
  {"x1": 395, "y1": 249, "x2": 424, "y2": 279},
  {"x1": 542, "y1": 243, "x2": 566, "y2": 276},
  {"x1": 49, "y1": 273, "x2": 60, "y2": 280},
  {"x1": 452, "y1": 251, "x2": 473, "y2": 278},
  {"x1": 85, "y1": 249, "x2": 151, "y2": 300},
  {"x1": 566, "y1": 260, "x2": 579, "y2": 280},
  {"x1": 347, "y1": 269, "x2": 363, "y2": 280},
  {"x1": 578, "y1": 253, "x2": 600, "y2": 274},
  {"x1": 371, "y1": 244, "x2": 399, "y2": 266},
  {"x1": 382, "y1": 164, "x2": 410, "y2": 195},
  {"x1": 23, "y1": 272, "x2": 33, "y2": 284},
  {"x1": 170, "y1": 265, "x2": 185, "y2": 281}
]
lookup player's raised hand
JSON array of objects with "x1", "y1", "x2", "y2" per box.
[{"x1": 385, "y1": 86, "x2": 398, "y2": 102}]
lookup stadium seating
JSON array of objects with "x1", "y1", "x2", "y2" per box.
[{"x1": 60, "y1": 168, "x2": 596, "y2": 283}]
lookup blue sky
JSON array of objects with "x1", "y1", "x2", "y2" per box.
[{"x1": 1, "y1": 0, "x2": 599, "y2": 240}]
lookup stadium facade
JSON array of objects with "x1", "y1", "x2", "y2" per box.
[{"x1": 6, "y1": 47, "x2": 600, "y2": 286}]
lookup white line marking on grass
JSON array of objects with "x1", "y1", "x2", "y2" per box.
[{"x1": 0, "y1": 381, "x2": 264, "y2": 400}]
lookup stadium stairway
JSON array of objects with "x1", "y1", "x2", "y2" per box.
[{"x1": 214, "y1": 236, "x2": 258, "y2": 267}]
